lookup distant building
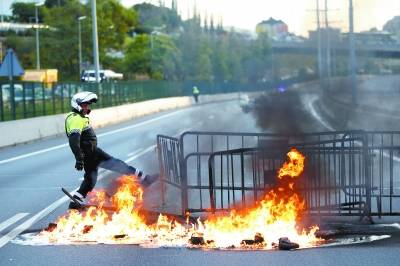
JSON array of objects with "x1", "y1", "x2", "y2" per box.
[
  {"x1": 383, "y1": 16, "x2": 400, "y2": 44},
  {"x1": 308, "y1": 27, "x2": 342, "y2": 45},
  {"x1": 342, "y1": 29, "x2": 397, "y2": 46},
  {"x1": 256, "y1": 17, "x2": 288, "y2": 40}
]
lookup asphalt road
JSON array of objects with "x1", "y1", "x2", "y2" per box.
[{"x1": 0, "y1": 98, "x2": 399, "y2": 266}]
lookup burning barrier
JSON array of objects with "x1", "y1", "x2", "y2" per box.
[{"x1": 33, "y1": 148, "x2": 322, "y2": 249}]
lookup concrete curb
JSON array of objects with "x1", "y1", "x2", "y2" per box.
[{"x1": 0, "y1": 93, "x2": 239, "y2": 148}]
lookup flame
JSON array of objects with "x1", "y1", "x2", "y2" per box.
[
  {"x1": 278, "y1": 148, "x2": 305, "y2": 179},
  {"x1": 39, "y1": 148, "x2": 321, "y2": 249}
]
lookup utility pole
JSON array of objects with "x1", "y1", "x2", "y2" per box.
[
  {"x1": 78, "y1": 16, "x2": 86, "y2": 79},
  {"x1": 35, "y1": 3, "x2": 44, "y2": 70},
  {"x1": 316, "y1": 0, "x2": 323, "y2": 87},
  {"x1": 324, "y1": 0, "x2": 331, "y2": 87},
  {"x1": 91, "y1": 0, "x2": 100, "y2": 83},
  {"x1": 349, "y1": 0, "x2": 357, "y2": 104}
]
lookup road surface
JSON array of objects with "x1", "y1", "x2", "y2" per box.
[{"x1": 1, "y1": 98, "x2": 399, "y2": 266}]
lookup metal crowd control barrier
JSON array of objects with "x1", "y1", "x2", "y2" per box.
[{"x1": 157, "y1": 131, "x2": 400, "y2": 218}]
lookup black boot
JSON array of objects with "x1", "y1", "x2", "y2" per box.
[{"x1": 68, "y1": 195, "x2": 84, "y2": 210}]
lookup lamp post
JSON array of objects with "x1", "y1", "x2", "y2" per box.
[
  {"x1": 78, "y1": 16, "x2": 86, "y2": 79},
  {"x1": 91, "y1": 0, "x2": 100, "y2": 83},
  {"x1": 35, "y1": 2, "x2": 44, "y2": 70},
  {"x1": 349, "y1": 0, "x2": 357, "y2": 104}
]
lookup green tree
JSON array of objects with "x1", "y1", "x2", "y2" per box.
[
  {"x1": 194, "y1": 38, "x2": 213, "y2": 81},
  {"x1": 96, "y1": 0, "x2": 137, "y2": 51},
  {"x1": 133, "y1": 3, "x2": 181, "y2": 33},
  {"x1": 4, "y1": 36, "x2": 36, "y2": 69},
  {"x1": 38, "y1": 0, "x2": 137, "y2": 80},
  {"x1": 11, "y1": 2, "x2": 47, "y2": 23},
  {"x1": 150, "y1": 34, "x2": 182, "y2": 80},
  {"x1": 44, "y1": 0, "x2": 68, "y2": 8},
  {"x1": 124, "y1": 35, "x2": 151, "y2": 78}
]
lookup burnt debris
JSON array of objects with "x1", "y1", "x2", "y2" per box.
[
  {"x1": 240, "y1": 233, "x2": 265, "y2": 247},
  {"x1": 46, "y1": 223, "x2": 57, "y2": 232},
  {"x1": 276, "y1": 237, "x2": 300, "y2": 250}
]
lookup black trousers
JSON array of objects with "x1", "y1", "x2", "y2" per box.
[{"x1": 77, "y1": 147, "x2": 137, "y2": 197}]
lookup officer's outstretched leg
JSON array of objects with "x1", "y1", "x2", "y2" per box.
[{"x1": 96, "y1": 148, "x2": 159, "y2": 187}]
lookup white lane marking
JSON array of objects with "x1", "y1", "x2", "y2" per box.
[
  {"x1": 0, "y1": 144, "x2": 69, "y2": 165},
  {"x1": 125, "y1": 145, "x2": 156, "y2": 163},
  {"x1": 306, "y1": 94, "x2": 400, "y2": 162},
  {"x1": 0, "y1": 213, "x2": 29, "y2": 233},
  {"x1": 97, "y1": 109, "x2": 186, "y2": 138},
  {"x1": 0, "y1": 145, "x2": 155, "y2": 248},
  {"x1": 0, "y1": 109, "x2": 186, "y2": 165},
  {"x1": 0, "y1": 196, "x2": 69, "y2": 248},
  {"x1": 305, "y1": 95, "x2": 334, "y2": 131},
  {"x1": 127, "y1": 148, "x2": 143, "y2": 157}
]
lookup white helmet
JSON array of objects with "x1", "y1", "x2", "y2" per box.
[{"x1": 71, "y1": 91, "x2": 98, "y2": 112}]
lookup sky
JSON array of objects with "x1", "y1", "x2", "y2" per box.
[{"x1": 2, "y1": 0, "x2": 400, "y2": 36}]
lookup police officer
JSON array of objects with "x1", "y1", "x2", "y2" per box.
[
  {"x1": 65, "y1": 91, "x2": 157, "y2": 209},
  {"x1": 192, "y1": 86, "x2": 200, "y2": 103}
]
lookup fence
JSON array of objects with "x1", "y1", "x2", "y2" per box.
[
  {"x1": 0, "y1": 75, "x2": 313, "y2": 122},
  {"x1": 157, "y1": 130, "x2": 400, "y2": 218},
  {"x1": 0, "y1": 80, "x2": 272, "y2": 122}
]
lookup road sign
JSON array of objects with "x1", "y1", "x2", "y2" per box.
[{"x1": 0, "y1": 48, "x2": 25, "y2": 78}]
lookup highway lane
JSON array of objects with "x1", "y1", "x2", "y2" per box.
[
  {"x1": 0, "y1": 100, "x2": 259, "y2": 249},
  {"x1": 1, "y1": 96, "x2": 399, "y2": 265}
]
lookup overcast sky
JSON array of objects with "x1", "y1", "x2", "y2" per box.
[
  {"x1": 122, "y1": 0, "x2": 400, "y2": 36},
  {"x1": 2, "y1": 0, "x2": 400, "y2": 36}
]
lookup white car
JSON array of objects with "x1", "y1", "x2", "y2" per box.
[
  {"x1": 81, "y1": 70, "x2": 123, "y2": 82},
  {"x1": 1, "y1": 84, "x2": 24, "y2": 102}
]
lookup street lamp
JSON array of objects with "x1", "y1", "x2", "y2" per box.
[
  {"x1": 35, "y1": 2, "x2": 44, "y2": 70},
  {"x1": 91, "y1": 0, "x2": 100, "y2": 83},
  {"x1": 78, "y1": 16, "x2": 87, "y2": 79}
]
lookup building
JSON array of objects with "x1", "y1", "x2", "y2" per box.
[
  {"x1": 342, "y1": 29, "x2": 397, "y2": 46},
  {"x1": 256, "y1": 17, "x2": 288, "y2": 41},
  {"x1": 383, "y1": 16, "x2": 400, "y2": 44},
  {"x1": 308, "y1": 27, "x2": 342, "y2": 45}
]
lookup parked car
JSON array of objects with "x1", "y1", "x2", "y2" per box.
[
  {"x1": 81, "y1": 69, "x2": 123, "y2": 82},
  {"x1": 1, "y1": 84, "x2": 51, "y2": 103},
  {"x1": 1, "y1": 84, "x2": 24, "y2": 102}
]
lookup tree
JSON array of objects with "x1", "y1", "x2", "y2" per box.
[
  {"x1": 123, "y1": 33, "x2": 182, "y2": 80},
  {"x1": 194, "y1": 38, "x2": 213, "y2": 81},
  {"x1": 124, "y1": 35, "x2": 151, "y2": 77},
  {"x1": 40, "y1": 0, "x2": 83, "y2": 80},
  {"x1": 38, "y1": 0, "x2": 137, "y2": 80},
  {"x1": 150, "y1": 34, "x2": 182, "y2": 80},
  {"x1": 133, "y1": 3, "x2": 181, "y2": 33},
  {"x1": 96, "y1": 0, "x2": 138, "y2": 51},
  {"x1": 11, "y1": 2, "x2": 47, "y2": 23}
]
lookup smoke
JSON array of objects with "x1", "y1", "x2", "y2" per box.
[
  {"x1": 251, "y1": 89, "x2": 314, "y2": 135},
  {"x1": 323, "y1": 75, "x2": 400, "y2": 131}
]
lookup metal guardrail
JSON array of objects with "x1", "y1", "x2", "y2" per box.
[
  {"x1": 0, "y1": 80, "x2": 273, "y2": 122},
  {"x1": 158, "y1": 130, "x2": 400, "y2": 218},
  {"x1": 0, "y1": 76, "x2": 314, "y2": 122}
]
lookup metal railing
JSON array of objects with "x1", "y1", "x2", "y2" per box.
[
  {"x1": 0, "y1": 75, "x2": 313, "y2": 122},
  {"x1": 0, "y1": 80, "x2": 273, "y2": 122},
  {"x1": 157, "y1": 130, "x2": 400, "y2": 218}
]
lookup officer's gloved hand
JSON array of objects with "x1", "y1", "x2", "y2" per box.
[{"x1": 75, "y1": 160, "x2": 84, "y2": 171}]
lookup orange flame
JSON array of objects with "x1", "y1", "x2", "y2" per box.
[
  {"x1": 39, "y1": 148, "x2": 320, "y2": 249},
  {"x1": 278, "y1": 148, "x2": 305, "y2": 179}
]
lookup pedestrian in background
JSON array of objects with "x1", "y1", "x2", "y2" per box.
[{"x1": 192, "y1": 86, "x2": 200, "y2": 103}]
